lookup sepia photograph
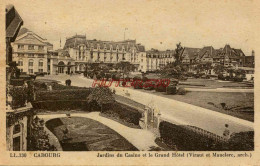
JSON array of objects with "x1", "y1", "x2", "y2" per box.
[{"x1": 1, "y1": 0, "x2": 259, "y2": 165}]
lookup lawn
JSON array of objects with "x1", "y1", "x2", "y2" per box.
[
  {"x1": 46, "y1": 117, "x2": 138, "y2": 151},
  {"x1": 179, "y1": 78, "x2": 253, "y2": 89},
  {"x1": 139, "y1": 89, "x2": 254, "y2": 122}
]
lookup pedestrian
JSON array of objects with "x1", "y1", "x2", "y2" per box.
[{"x1": 223, "y1": 124, "x2": 230, "y2": 140}]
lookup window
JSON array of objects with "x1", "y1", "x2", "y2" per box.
[
  {"x1": 39, "y1": 59, "x2": 43, "y2": 67},
  {"x1": 39, "y1": 69, "x2": 43, "y2": 72},
  {"x1": 20, "y1": 69, "x2": 23, "y2": 72},
  {"x1": 18, "y1": 45, "x2": 24, "y2": 49},
  {"x1": 13, "y1": 124, "x2": 22, "y2": 151},
  {"x1": 28, "y1": 54, "x2": 34, "y2": 58},
  {"x1": 28, "y1": 45, "x2": 34, "y2": 50},
  {"x1": 29, "y1": 59, "x2": 33, "y2": 67},
  {"x1": 18, "y1": 59, "x2": 23, "y2": 66},
  {"x1": 38, "y1": 46, "x2": 44, "y2": 50},
  {"x1": 29, "y1": 69, "x2": 34, "y2": 74}
]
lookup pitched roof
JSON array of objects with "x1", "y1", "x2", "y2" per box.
[
  {"x1": 197, "y1": 46, "x2": 216, "y2": 59},
  {"x1": 182, "y1": 47, "x2": 201, "y2": 59},
  {"x1": 64, "y1": 35, "x2": 87, "y2": 49},
  {"x1": 6, "y1": 5, "x2": 23, "y2": 41}
]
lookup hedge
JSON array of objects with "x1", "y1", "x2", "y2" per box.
[
  {"x1": 32, "y1": 100, "x2": 88, "y2": 111},
  {"x1": 159, "y1": 121, "x2": 223, "y2": 151},
  {"x1": 102, "y1": 102, "x2": 142, "y2": 125},
  {"x1": 36, "y1": 89, "x2": 92, "y2": 101},
  {"x1": 159, "y1": 121, "x2": 254, "y2": 151}
]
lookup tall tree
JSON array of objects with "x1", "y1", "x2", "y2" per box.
[{"x1": 160, "y1": 42, "x2": 184, "y2": 79}]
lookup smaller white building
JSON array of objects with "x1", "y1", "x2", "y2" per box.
[{"x1": 12, "y1": 28, "x2": 53, "y2": 74}]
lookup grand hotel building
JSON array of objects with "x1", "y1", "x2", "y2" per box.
[
  {"x1": 13, "y1": 29, "x2": 176, "y2": 75},
  {"x1": 63, "y1": 35, "x2": 146, "y2": 73}
]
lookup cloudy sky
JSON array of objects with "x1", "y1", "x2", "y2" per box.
[{"x1": 7, "y1": 0, "x2": 259, "y2": 55}]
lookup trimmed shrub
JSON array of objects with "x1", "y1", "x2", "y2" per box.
[
  {"x1": 159, "y1": 121, "x2": 220, "y2": 151},
  {"x1": 125, "y1": 76, "x2": 131, "y2": 81},
  {"x1": 10, "y1": 79, "x2": 24, "y2": 86},
  {"x1": 132, "y1": 81, "x2": 143, "y2": 89},
  {"x1": 233, "y1": 76, "x2": 244, "y2": 82},
  {"x1": 8, "y1": 86, "x2": 28, "y2": 109},
  {"x1": 105, "y1": 73, "x2": 111, "y2": 80},
  {"x1": 133, "y1": 76, "x2": 141, "y2": 81},
  {"x1": 36, "y1": 89, "x2": 92, "y2": 101},
  {"x1": 112, "y1": 74, "x2": 120, "y2": 81},
  {"x1": 89, "y1": 73, "x2": 94, "y2": 79},
  {"x1": 228, "y1": 131, "x2": 254, "y2": 151},
  {"x1": 155, "y1": 84, "x2": 166, "y2": 92},
  {"x1": 32, "y1": 100, "x2": 89, "y2": 111},
  {"x1": 177, "y1": 87, "x2": 186, "y2": 95},
  {"x1": 166, "y1": 85, "x2": 177, "y2": 95},
  {"x1": 142, "y1": 76, "x2": 148, "y2": 82},
  {"x1": 143, "y1": 81, "x2": 155, "y2": 90},
  {"x1": 96, "y1": 74, "x2": 102, "y2": 80}
]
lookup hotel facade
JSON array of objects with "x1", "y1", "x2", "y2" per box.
[
  {"x1": 63, "y1": 35, "x2": 146, "y2": 73},
  {"x1": 12, "y1": 28, "x2": 53, "y2": 74},
  {"x1": 12, "y1": 29, "x2": 254, "y2": 75}
]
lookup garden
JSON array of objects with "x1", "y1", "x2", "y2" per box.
[{"x1": 45, "y1": 117, "x2": 138, "y2": 151}]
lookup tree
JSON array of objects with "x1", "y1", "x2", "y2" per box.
[
  {"x1": 195, "y1": 62, "x2": 212, "y2": 74},
  {"x1": 87, "y1": 87, "x2": 115, "y2": 112},
  {"x1": 116, "y1": 61, "x2": 135, "y2": 79},
  {"x1": 213, "y1": 64, "x2": 225, "y2": 75},
  {"x1": 160, "y1": 42, "x2": 184, "y2": 79}
]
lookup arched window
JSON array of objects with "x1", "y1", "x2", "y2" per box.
[
  {"x1": 58, "y1": 61, "x2": 65, "y2": 74},
  {"x1": 12, "y1": 124, "x2": 23, "y2": 151}
]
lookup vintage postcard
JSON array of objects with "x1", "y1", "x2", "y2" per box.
[{"x1": 0, "y1": 0, "x2": 259, "y2": 165}]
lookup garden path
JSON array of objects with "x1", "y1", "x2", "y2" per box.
[{"x1": 38, "y1": 112, "x2": 158, "y2": 151}]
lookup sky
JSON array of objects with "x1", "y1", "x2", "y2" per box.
[{"x1": 6, "y1": 0, "x2": 259, "y2": 55}]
